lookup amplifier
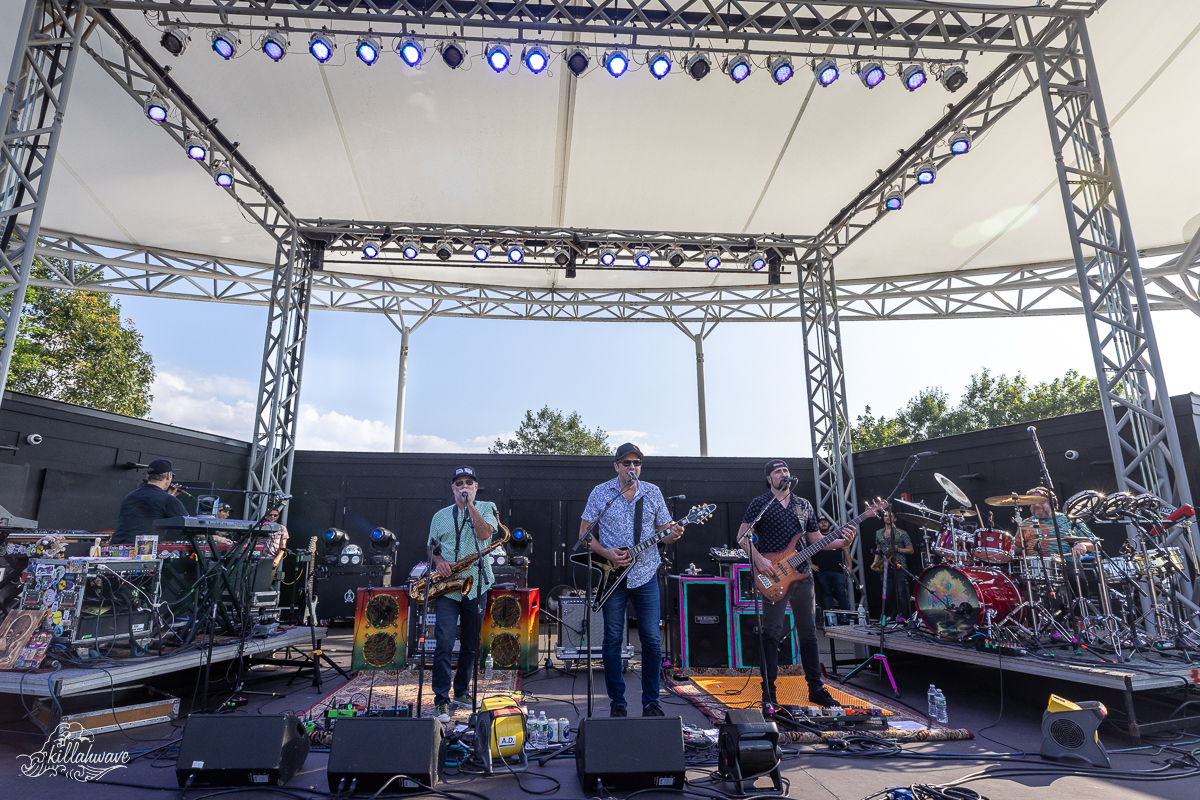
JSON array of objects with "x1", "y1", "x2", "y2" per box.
[
  {"x1": 731, "y1": 564, "x2": 758, "y2": 607},
  {"x1": 327, "y1": 716, "x2": 441, "y2": 791},
  {"x1": 352, "y1": 588, "x2": 409, "y2": 671},
  {"x1": 479, "y1": 588, "x2": 539, "y2": 672},
  {"x1": 176, "y1": 713, "x2": 310, "y2": 786},
  {"x1": 556, "y1": 595, "x2": 631, "y2": 663},
  {"x1": 733, "y1": 608, "x2": 797, "y2": 669},
  {"x1": 316, "y1": 564, "x2": 388, "y2": 621},
  {"x1": 667, "y1": 576, "x2": 732, "y2": 669},
  {"x1": 576, "y1": 717, "x2": 686, "y2": 791}
]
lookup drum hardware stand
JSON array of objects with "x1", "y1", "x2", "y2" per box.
[{"x1": 1027, "y1": 427, "x2": 1082, "y2": 636}]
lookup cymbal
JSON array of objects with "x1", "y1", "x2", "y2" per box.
[
  {"x1": 934, "y1": 473, "x2": 971, "y2": 507},
  {"x1": 949, "y1": 509, "x2": 978, "y2": 518},
  {"x1": 891, "y1": 499, "x2": 940, "y2": 527},
  {"x1": 986, "y1": 494, "x2": 1047, "y2": 507}
]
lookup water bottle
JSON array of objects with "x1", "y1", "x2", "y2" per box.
[
  {"x1": 526, "y1": 711, "x2": 537, "y2": 749},
  {"x1": 536, "y1": 711, "x2": 549, "y2": 748},
  {"x1": 484, "y1": 653, "x2": 494, "y2": 682},
  {"x1": 927, "y1": 685, "x2": 937, "y2": 720},
  {"x1": 935, "y1": 690, "x2": 948, "y2": 725}
]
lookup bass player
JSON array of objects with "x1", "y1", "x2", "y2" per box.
[
  {"x1": 579, "y1": 443, "x2": 684, "y2": 718},
  {"x1": 427, "y1": 465, "x2": 497, "y2": 720},
  {"x1": 736, "y1": 459, "x2": 854, "y2": 708}
]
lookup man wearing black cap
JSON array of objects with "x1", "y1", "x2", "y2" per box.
[
  {"x1": 426, "y1": 465, "x2": 498, "y2": 720},
  {"x1": 112, "y1": 459, "x2": 188, "y2": 545},
  {"x1": 736, "y1": 459, "x2": 852, "y2": 708},
  {"x1": 579, "y1": 443, "x2": 684, "y2": 717}
]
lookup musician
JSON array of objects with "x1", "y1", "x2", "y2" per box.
[
  {"x1": 580, "y1": 443, "x2": 683, "y2": 718},
  {"x1": 112, "y1": 459, "x2": 188, "y2": 545},
  {"x1": 427, "y1": 465, "x2": 497, "y2": 721},
  {"x1": 261, "y1": 508, "x2": 290, "y2": 570},
  {"x1": 811, "y1": 516, "x2": 853, "y2": 613},
  {"x1": 1024, "y1": 487, "x2": 1096, "y2": 557},
  {"x1": 736, "y1": 459, "x2": 851, "y2": 708},
  {"x1": 874, "y1": 510, "x2": 913, "y2": 620},
  {"x1": 216, "y1": 503, "x2": 232, "y2": 520}
]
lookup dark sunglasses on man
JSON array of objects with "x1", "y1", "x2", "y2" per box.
[
  {"x1": 619, "y1": 460, "x2": 641, "y2": 467},
  {"x1": 453, "y1": 478, "x2": 476, "y2": 487}
]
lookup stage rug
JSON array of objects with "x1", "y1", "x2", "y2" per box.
[{"x1": 664, "y1": 670, "x2": 973, "y2": 743}]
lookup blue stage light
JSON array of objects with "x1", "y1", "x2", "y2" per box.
[
  {"x1": 309, "y1": 32, "x2": 335, "y2": 63},
  {"x1": 705, "y1": 251, "x2": 722, "y2": 270},
  {"x1": 771, "y1": 57, "x2": 793, "y2": 84},
  {"x1": 634, "y1": 250, "x2": 651, "y2": 268},
  {"x1": 263, "y1": 31, "x2": 287, "y2": 61},
  {"x1": 474, "y1": 243, "x2": 491, "y2": 261},
  {"x1": 950, "y1": 128, "x2": 972, "y2": 155},
  {"x1": 902, "y1": 64, "x2": 927, "y2": 91},
  {"x1": 916, "y1": 161, "x2": 936, "y2": 185},
  {"x1": 858, "y1": 61, "x2": 885, "y2": 88},
  {"x1": 398, "y1": 37, "x2": 423, "y2": 67},
  {"x1": 507, "y1": 243, "x2": 525, "y2": 263},
  {"x1": 357, "y1": 36, "x2": 381, "y2": 65},
  {"x1": 605, "y1": 50, "x2": 629, "y2": 78},
  {"x1": 487, "y1": 43, "x2": 511, "y2": 72},
  {"x1": 212, "y1": 30, "x2": 238, "y2": 60},
  {"x1": 144, "y1": 93, "x2": 169, "y2": 123},
  {"x1": 363, "y1": 239, "x2": 381, "y2": 259},
  {"x1": 184, "y1": 136, "x2": 207, "y2": 161},
  {"x1": 524, "y1": 45, "x2": 549, "y2": 74},
  {"x1": 814, "y1": 59, "x2": 838, "y2": 86},
  {"x1": 747, "y1": 251, "x2": 767, "y2": 271},
  {"x1": 884, "y1": 189, "x2": 903, "y2": 210},
  {"x1": 649, "y1": 52, "x2": 671, "y2": 79},
  {"x1": 212, "y1": 161, "x2": 233, "y2": 187},
  {"x1": 401, "y1": 240, "x2": 420, "y2": 259},
  {"x1": 728, "y1": 56, "x2": 751, "y2": 83},
  {"x1": 600, "y1": 248, "x2": 617, "y2": 266}
]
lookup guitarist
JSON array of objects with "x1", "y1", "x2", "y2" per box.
[
  {"x1": 579, "y1": 443, "x2": 684, "y2": 718},
  {"x1": 736, "y1": 460, "x2": 851, "y2": 708}
]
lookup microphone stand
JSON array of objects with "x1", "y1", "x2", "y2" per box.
[
  {"x1": 1027, "y1": 427, "x2": 1081, "y2": 643},
  {"x1": 415, "y1": 537, "x2": 434, "y2": 718}
]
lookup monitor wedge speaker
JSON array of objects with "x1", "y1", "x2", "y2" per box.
[
  {"x1": 575, "y1": 717, "x2": 685, "y2": 791},
  {"x1": 176, "y1": 713, "x2": 309, "y2": 786},
  {"x1": 327, "y1": 716, "x2": 442, "y2": 791}
]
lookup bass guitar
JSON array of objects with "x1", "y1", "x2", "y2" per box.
[
  {"x1": 753, "y1": 499, "x2": 888, "y2": 602},
  {"x1": 571, "y1": 503, "x2": 716, "y2": 612}
]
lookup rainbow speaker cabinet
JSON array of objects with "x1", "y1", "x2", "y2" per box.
[
  {"x1": 478, "y1": 588, "x2": 539, "y2": 672},
  {"x1": 351, "y1": 588, "x2": 409, "y2": 671}
]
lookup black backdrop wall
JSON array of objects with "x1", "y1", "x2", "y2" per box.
[{"x1": 3, "y1": 390, "x2": 1197, "y2": 618}]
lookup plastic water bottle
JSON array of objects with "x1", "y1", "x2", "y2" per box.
[
  {"x1": 484, "y1": 653, "x2": 494, "y2": 682},
  {"x1": 536, "y1": 711, "x2": 549, "y2": 748},
  {"x1": 527, "y1": 711, "x2": 537, "y2": 748},
  {"x1": 927, "y1": 685, "x2": 938, "y2": 720},
  {"x1": 935, "y1": 690, "x2": 949, "y2": 725}
]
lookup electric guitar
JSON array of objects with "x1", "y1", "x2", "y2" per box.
[
  {"x1": 753, "y1": 499, "x2": 888, "y2": 602},
  {"x1": 571, "y1": 504, "x2": 716, "y2": 612}
]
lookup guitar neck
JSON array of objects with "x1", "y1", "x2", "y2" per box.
[{"x1": 788, "y1": 507, "x2": 879, "y2": 567}]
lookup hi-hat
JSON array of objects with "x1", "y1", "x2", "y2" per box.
[
  {"x1": 934, "y1": 473, "x2": 971, "y2": 506},
  {"x1": 986, "y1": 494, "x2": 1047, "y2": 507}
]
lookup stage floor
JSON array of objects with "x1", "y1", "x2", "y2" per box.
[{"x1": 0, "y1": 626, "x2": 327, "y2": 698}]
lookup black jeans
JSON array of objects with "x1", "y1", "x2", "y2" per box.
[
  {"x1": 432, "y1": 593, "x2": 485, "y2": 704},
  {"x1": 759, "y1": 577, "x2": 822, "y2": 702}
]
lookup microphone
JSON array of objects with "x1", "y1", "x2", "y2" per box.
[
  {"x1": 915, "y1": 451, "x2": 938, "y2": 457},
  {"x1": 667, "y1": 495, "x2": 686, "y2": 501},
  {"x1": 627, "y1": 471, "x2": 638, "y2": 485}
]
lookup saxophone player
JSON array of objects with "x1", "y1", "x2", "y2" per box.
[{"x1": 427, "y1": 465, "x2": 497, "y2": 721}]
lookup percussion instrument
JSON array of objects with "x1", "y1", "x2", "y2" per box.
[
  {"x1": 972, "y1": 528, "x2": 1016, "y2": 564},
  {"x1": 985, "y1": 494, "x2": 1047, "y2": 507},
  {"x1": 914, "y1": 565, "x2": 1023, "y2": 641},
  {"x1": 891, "y1": 498, "x2": 942, "y2": 528},
  {"x1": 1130, "y1": 546, "x2": 1186, "y2": 575},
  {"x1": 933, "y1": 526, "x2": 975, "y2": 564},
  {"x1": 934, "y1": 473, "x2": 971, "y2": 507},
  {"x1": 1015, "y1": 554, "x2": 1063, "y2": 582}
]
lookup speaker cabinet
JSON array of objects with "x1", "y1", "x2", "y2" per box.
[
  {"x1": 733, "y1": 609, "x2": 797, "y2": 669},
  {"x1": 668, "y1": 576, "x2": 732, "y2": 669},
  {"x1": 558, "y1": 595, "x2": 605, "y2": 650},
  {"x1": 316, "y1": 565, "x2": 387, "y2": 620},
  {"x1": 176, "y1": 713, "x2": 310, "y2": 786},
  {"x1": 478, "y1": 588, "x2": 539, "y2": 671},
  {"x1": 327, "y1": 717, "x2": 443, "y2": 791},
  {"x1": 575, "y1": 717, "x2": 686, "y2": 791},
  {"x1": 351, "y1": 588, "x2": 409, "y2": 671},
  {"x1": 731, "y1": 565, "x2": 758, "y2": 607}
]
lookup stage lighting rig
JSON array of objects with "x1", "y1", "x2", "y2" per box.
[
  {"x1": 604, "y1": 49, "x2": 630, "y2": 77},
  {"x1": 442, "y1": 41, "x2": 466, "y2": 69},
  {"x1": 524, "y1": 44, "x2": 550, "y2": 74},
  {"x1": 357, "y1": 35, "x2": 382, "y2": 65},
  {"x1": 600, "y1": 247, "x2": 617, "y2": 266},
  {"x1": 649, "y1": 51, "x2": 672, "y2": 79},
  {"x1": 727, "y1": 55, "x2": 751, "y2": 83},
  {"x1": 211, "y1": 161, "x2": 234, "y2": 187},
  {"x1": 474, "y1": 242, "x2": 491, "y2": 261},
  {"x1": 184, "y1": 135, "x2": 208, "y2": 161},
  {"x1": 950, "y1": 127, "x2": 972, "y2": 155},
  {"x1": 401, "y1": 239, "x2": 420, "y2": 259},
  {"x1": 398, "y1": 37, "x2": 424, "y2": 67},
  {"x1": 263, "y1": 31, "x2": 288, "y2": 61},
  {"x1": 435, "y1": 241, "x2": 454, "y2": 261},
  {"x1": 901, "y1": 64, "x2": 927, "y2": 91},
  {"x1": 686, "y1": 53, "x2": 711, "y2": 81},
  {"x1": 322, "y1": 528, "x2": 348, "y2": 561},
  {"x1": 915, "y1": 161, "x2": 936, "y2": 184},
  {"x1": 143, "y1": 93, "x2": 169, "y2": 123},
  {"x1": 884, "y1": 189, "x2": 903, "y2": 210},
  {"x1": 160, "y1": 28, "x2": 190, "y2": 57},
  {"x1": 814, "y1": 58, "x2": 838, "y2": 86},
  {"x1": 747, "y1": 251, "x2": 767, "y2": 271},
  {"x1": 363, "y1": 239, "x2": 381, "y2": 259},
  {"x1": 634, "y1": 249, "x2": 652, "y2": 268},
  {"x1": 941, "y1": 64, "x2": 968, "y2": 92},
  {"x1": 705, "y1": 250, "x2": 722, "y2": 269},
  {"x1": 309, "y1": 31, "x2": 335, "y2": 63},
  {"x1": 211, "y1": 30, "x2": 238, "y2": 60},
  {"x1": 370, "y1": 528, "x2": 396, "y2": 548},
  {"x1": 487, "y1": 43, "x2": 511, "y2": 72},
  {"x1": 857, "y1": 61, "x2": 885, "y2": 88},
  {"x1": 340, "y1": 544, "x2": 364, "y2": 566},
  {"x1": 770, "y1": 56, "x2": 793, "y2": 84},
  {"x1": 507, "y1": 242, "x2": 525, "y2": 263},
  {"x1": 566, "y1": 48, "x2": 590, "y2": 76},
  {"x1": 667, "y1": 247, "x2": 686, "y2": 267},
  {"x1": 553, "y1": 245, "x2": 571, "y2": 266},
  {"x1": 507, "y1": 528, "x2": 532, "y2": 557}
]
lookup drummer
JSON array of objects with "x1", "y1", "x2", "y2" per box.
[{"x1": 1024, "y1": 487, "x2": 1097, "y2": 558}]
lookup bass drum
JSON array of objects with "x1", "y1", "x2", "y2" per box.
[{"x1": 914, "y1": 565, "x2": 1023, "y2": 641}]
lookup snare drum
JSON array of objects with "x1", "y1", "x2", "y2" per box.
[
  {"x1": 1016, "y1": 554, "x2": 1063, "y2": 582},
  {"x1": 933, "y1": 526, "x2": 974, "y2": 563},
  {"x1": 973, "y1": 528, "x2": 1016, "y2": 564}
]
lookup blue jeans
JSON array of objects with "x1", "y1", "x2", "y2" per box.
[
  {"x1": 601, "y1": 579, "x2": 661, "y2": 710},
  {"x1": 815, "y1": 569, "x2": 851, "y2": 612},
  {"x1": 432, "y1": 593, "x2": 485, "y2": 704}
]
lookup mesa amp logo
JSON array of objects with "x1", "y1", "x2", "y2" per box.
[{"x1": 693, "y1": 615, "x2": 721, "y2": 625}]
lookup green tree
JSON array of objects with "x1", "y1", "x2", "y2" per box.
[
  {"x1": 3, "y1": 262, "x2": 155, "y2": 417},
  {"x1": 490, "y1": 406, "x2": 611, "y2": 455},
  {"x1": 850, "y1": 368, "x2": 1101, "y2": 451}
]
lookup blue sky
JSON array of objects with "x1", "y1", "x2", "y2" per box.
[{"x1": 124, "y1": 285, "x2": 1200, "y2": 457}]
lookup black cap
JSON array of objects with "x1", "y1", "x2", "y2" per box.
[
  {"x1": 764, "y1": 459, "x2": 789, "y2": 477},
  {"x1": 218, "y1": 503, "x2": 232, "y2": 511},
  {"x1": 613, "y1": 443, "x2": 643, "y2": 462},
  {"x1": 453, "y1": 465, "x2": 477, "y2": 482},
  {"x1": 147, "y1": 458, "x2": 175, "y2": 474}
]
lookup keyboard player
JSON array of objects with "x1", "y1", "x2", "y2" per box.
[{"x1": 113, "y1": 459, "x2": 231, "y2": 545}]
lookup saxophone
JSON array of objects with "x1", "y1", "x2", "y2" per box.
[{"x1": 411, "y1": 521, "x2": 511, "y2": 603}]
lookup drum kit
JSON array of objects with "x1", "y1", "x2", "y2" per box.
[{"x1": 894, "y1": 475, "x2": 1200, "y2": 657}]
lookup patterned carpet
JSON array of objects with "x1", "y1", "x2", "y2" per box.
[{"x1": 303, "y1": 668, "x2": 521, "y2": 722}]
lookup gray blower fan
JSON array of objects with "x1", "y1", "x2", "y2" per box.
[{"x1": 1040, "y1": 694, "x2": 1110, "y2": 768}]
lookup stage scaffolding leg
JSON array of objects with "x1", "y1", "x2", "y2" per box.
[
  {"x1": 1034, "y1": 18, "x2": 1195, "y2": 530},
  {"x1": 800, "y1": 248, "x2": 863, "y2": 607},
  {"x1": 0, "y1": 0, "x2": 86, "y2": 406},
  {"x1": 670, "y1": 318, "x2": 717, "y2": 457},
  {"x1": 245, "y1": 233, "x2": 315, "y2": 521}
]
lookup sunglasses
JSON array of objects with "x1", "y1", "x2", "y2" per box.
[
  {"x1": 453, "y1": 478, "x2": 476, "y2": 487},
  {"x1": 619, "y1": 460, "x2": 642, "y2": 467}
]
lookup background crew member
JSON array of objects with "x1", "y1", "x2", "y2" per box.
[
  {"x1": 427, "y1": 465, "x2": 497, "y2": 721},
  {"x1": 737, "y1": 459, "x2": 850, "y2": 708},
  {"x1": 1024, "y1": 487, "x2": 1096, "y2": 557},
  {"x1": 874, "y1": 510, "x2": 913, "y2": 620},
  {"x1": 580, "y1": 443, "x2": 683, "y2": 718},
  {"x1": 216, "y1": 503, "x2": 231, "y2": 520},
  {"x1": 261, "y1": 508, "x2": 290, "y2": 573},
  {"x1": 112, "y1": 459, "x2": 187, "y2": 545},
  {"x1": 812, "y1": 516, "x2": 854, "y2": 614}
]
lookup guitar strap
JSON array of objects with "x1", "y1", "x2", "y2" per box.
[{"x1": 632, "y1": 497, "x2": 643, "y2": 547}]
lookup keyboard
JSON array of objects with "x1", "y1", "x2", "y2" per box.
[{"x1": 154, "y1": 517, "x2": 280, "y2": 540}]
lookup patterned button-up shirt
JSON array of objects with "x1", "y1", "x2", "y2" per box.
[
  {"x1": 1025, "y1": 513, "x2": 1094, "y2": 556},
  {"x1": 741, "y1": 491, "x2": 819, "y2": 570},
  {"x1": 582, "y1": 477, "x2": 672, "y2": 589},
  {"x1": 427, "y1": 501, "x2": 499, "y2": 601}
]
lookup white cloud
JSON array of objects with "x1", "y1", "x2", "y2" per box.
[{"x1": 608, "y1": 430, "x2": 669, "y2": 456}]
